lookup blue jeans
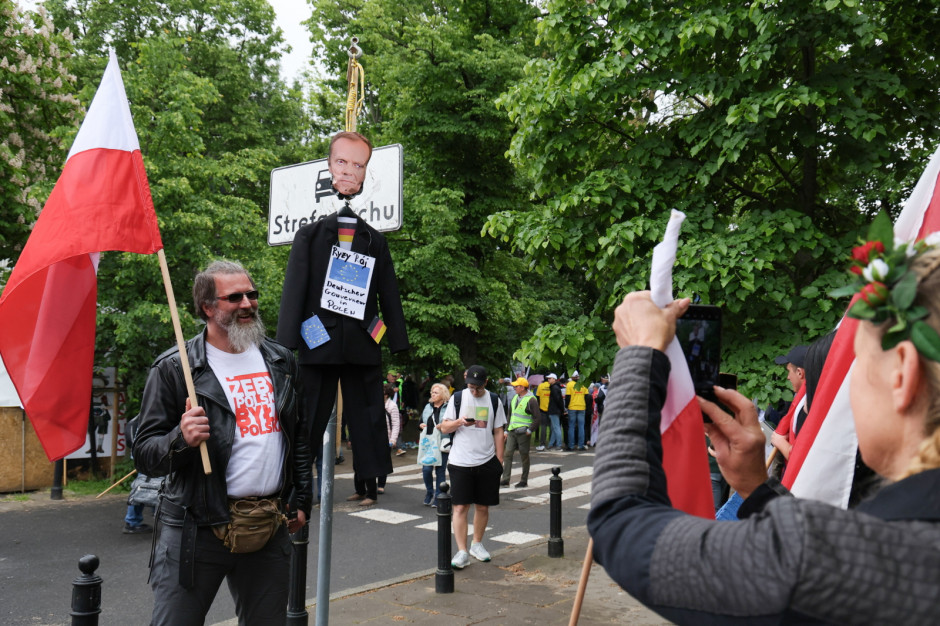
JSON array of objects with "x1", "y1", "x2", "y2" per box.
[
  {"x1": 548, "y1": 414, "x2": 563, "y2": 448},
  {"x1": 567, "y1": 409, "x2": 586, "y2": 448},
  {"x1": 716, "y1": 491, "x2": 744, "y2": 521},
  {"x1": 422, "y1": 452, "x2": 448, "y2": 500},
  {"x1": 125, "y1": 504, "x2": 144, "y2": 526}
]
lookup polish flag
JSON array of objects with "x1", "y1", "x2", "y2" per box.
[
  {"x1": 650, "y1": 210, "x2": 715, "y2": 518},
  {"x1": 784, "y1": 146, "x2": 940, "y2": 506},
  {"x1": 0, "y1": 51, "x2": 163, "y2": 461},
  {"x1": 772, "y1": 386, "x2": 805, "y2": 445}
]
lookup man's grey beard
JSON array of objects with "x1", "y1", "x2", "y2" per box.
[{"x1": 219, "y1": 310, "x2": 266, "y2": 353}]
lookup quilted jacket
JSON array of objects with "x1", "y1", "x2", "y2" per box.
[{"x1": 588, "y1": 346, "x2": 940, "y2": 625}]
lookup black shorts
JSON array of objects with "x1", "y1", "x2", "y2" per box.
[{"x1": 448, "y1": 456, "x2": 502, "y2": 506}]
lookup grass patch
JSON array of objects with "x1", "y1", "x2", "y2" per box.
[
  {"x1": 67, "y1": 475, "x2": 132, "y2": 497},
  {"x1": 0, "y1": 493, "x2": 30, "y2": 502},
  {"x1": 65, "y1": 458, "x2": 138, "y2": 497}
]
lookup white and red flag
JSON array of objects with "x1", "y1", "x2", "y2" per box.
[
  {"x1": 0, "y1": 50, "x2": 163, "y2": 461},
  {"x1": 784, "y1": 146, "x2": 940, "y2": 506},
  {"x1": 650, "y1": 210, "x2": 715, "y2": 518}
]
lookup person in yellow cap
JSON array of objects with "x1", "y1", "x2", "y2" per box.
[{"x1": 500, "y1": 377, "x2": 542, "y2": 488}]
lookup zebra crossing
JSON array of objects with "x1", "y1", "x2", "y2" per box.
[{"x1": 329, "y1": 452, "x2": 596, "y2": 547}]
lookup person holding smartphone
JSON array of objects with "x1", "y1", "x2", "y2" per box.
[
  {"x1": 438, "y1": 365, "x2": 506, "y2": 569},
  {"x1": 589, "y1": 275, "x2": 940, "y2": 623}
]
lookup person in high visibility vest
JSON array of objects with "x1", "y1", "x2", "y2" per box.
[{"x1": 500, "y1": 377, "x2": 543, "y2": 488}]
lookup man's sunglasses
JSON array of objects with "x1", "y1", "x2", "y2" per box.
[{"x1": 217, "y1": 290, "x2": 259, "y2": 303}]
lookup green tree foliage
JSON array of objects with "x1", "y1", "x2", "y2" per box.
[
  {"x1": 307, "y1": 0, "x2": 586, "y2": 382},
  {"x1": 485, "y1": 0, "x2": 940, "y2": 403},
  {"x1": 0, "y1": 1, "x2": 81, "y2": 267},
  {"x1": 42, "y1": 0, "x2": 317, "y2": 408}
]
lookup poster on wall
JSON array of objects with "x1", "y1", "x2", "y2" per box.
[{"x1": 65, "y1": 367, "x2": 128, "y2": 460}]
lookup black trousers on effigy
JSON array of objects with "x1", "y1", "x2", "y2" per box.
[{"x1": 299, "y1": 363, "x2": 393, "y2": 479}]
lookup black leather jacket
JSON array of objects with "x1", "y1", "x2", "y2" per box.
[
  {"x1": 548, "y1": 382, "x2": 566, "y2": 415},
  {"x1": 134, "y1": 330, "x2": 313, "y2": 525}
]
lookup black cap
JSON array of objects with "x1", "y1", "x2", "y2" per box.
[
  {"x1": 465, "y1": 365, "x2": 488, "y2": 386},
  {"x1": 774, "y1": 345, "x2": 808, "y2": 368}
]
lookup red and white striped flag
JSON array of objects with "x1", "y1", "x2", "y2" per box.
[
  {"x1": 650, "y1": 210, "x2": 715, "y2": 518},
  {"x1": 784, "y1": 146, "x2": 940, "y2": 505},
  {"x1": 0, "y1": 50, "x2": 163, "y2": 461}
]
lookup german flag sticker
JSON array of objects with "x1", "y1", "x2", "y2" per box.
[{"x1": 368, "y1": 316, "x2": 386, "y2": 344}]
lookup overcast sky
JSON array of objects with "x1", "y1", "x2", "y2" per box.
[
  {"x1": 268, "y1": 0, "x2": 315, "y2": 82},
  {"x1": 23, "y1": 0, "x2": 316, "y2": 82}
]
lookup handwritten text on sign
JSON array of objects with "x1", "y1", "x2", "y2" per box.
[{"x1": 321, "y1": 246, "x2": 375, "y2": 320}]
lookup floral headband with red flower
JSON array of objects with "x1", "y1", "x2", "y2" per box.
[{"x1": 830, "y1": 211, "x2": 940, "y2": 361}]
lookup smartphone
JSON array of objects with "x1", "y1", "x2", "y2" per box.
[
  {"x1": 676, "y1": 304, "x2": 722, "y2": 403},
  {"x1": 464, "y1": 417, "x2": 476, "y2": 424}
]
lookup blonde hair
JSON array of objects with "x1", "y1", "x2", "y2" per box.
[
  {"x1": 899, "y1": 247, "x2": 940, "y2": 476},
  {"x1": 430, "y1": 382, "x2": 451, "y2": 403}
]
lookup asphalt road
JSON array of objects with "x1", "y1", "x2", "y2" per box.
[{"x1": 0, "y1": 447, "x2": 596, "y2": 625}]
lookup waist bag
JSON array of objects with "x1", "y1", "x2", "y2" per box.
[{"x1": 212, "y1": 497, "x2": 285, "y2": 553}]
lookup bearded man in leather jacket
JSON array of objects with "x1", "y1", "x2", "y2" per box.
[{"x1": 134, "y1": 260, "x2": 313, "y2": 626}]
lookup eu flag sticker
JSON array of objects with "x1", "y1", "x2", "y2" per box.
[
  {"x1": 328, "y1": 258, "x2": 370, "y2": 289},
  {"x1": 301, "y1": 315, "x2": 330, "y2": 349}
]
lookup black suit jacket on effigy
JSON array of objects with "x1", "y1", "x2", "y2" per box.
[{"x1": 277, "y1": 213, "x2": 409, "y2": 363}]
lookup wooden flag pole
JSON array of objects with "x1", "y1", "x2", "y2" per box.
[
  {"x1": 568, "y1": 538, "x2": 594, "y2": 626},
  {"x1": 157, "y1": 249, "x2": 212, "y2": 475},
  {"x1": 96, "y1": 469, "x2": 137, "y2": 498},
  {"x1": 766, "y1": 447, "x2": 779, "y2": 470}
]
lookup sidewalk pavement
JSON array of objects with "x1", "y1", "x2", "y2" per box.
[{"x1": 287, "y1": 528, "x2": 673, "y2": 625}]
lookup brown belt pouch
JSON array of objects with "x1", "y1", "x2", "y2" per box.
[{"x1": 212, "y1": 497, "x2": 285, "y2": 554}]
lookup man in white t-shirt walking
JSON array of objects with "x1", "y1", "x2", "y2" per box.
[
  {"x1": 439, "y1": 365, "x2": 506, "y2": 569},
  {"x1": 135, "y1": 260, "x2": 313, "y2": 626}
]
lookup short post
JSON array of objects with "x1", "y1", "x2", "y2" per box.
[
  {"x1": 548, "y1": 466, "x2": 564, "y2": 558},
  {"x1": 51, "y1": 459, "x2": 64, "y2": 500},
  {"x1": 286, "y1": 523, "x2": 309, "y2": 625},
  {"x1": 70, "y1": 554, "x2": 102, "y2": 625},
  {"x1": 435, "y1": 483, "x2": 454, "y2": 593}
]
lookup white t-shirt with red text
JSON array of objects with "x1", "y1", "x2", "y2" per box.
[{"x1": 206, "y1": 343, "x2": 285, "y2": 498}]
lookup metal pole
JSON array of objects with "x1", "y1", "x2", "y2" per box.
[
  {"x1": 315, "y1": 398, "x2": 339, "y2": 625},
  {"x1": 21, "y1": 410, "x2": 26, "y2": 492},
  {"x1": 435, "y1": 483, "x2": 454, "y2": 593},
  {"x1": 70, "y1": 554, "x2": 102, "y2": 625},
  {"x1": 51, "y1": 459, "x2": 64, "y2": 500},
  {"x1": 548, "y1": 466, "x2": 564, "y2": 558}
]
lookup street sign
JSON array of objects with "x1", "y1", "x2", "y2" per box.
[{"x1": 268, "y1": 143, "x2": 403, "y2": 246}]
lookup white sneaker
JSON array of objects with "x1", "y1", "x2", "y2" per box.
[
  {"x1": 469, "y1": 542, "x2": 491, "y2": 562},
  {"x1": 452, "y1": 550, "x2": 470, "y2": 569},
  {"x1": 535, "y1": 445, "x2": 546, "y2": 451}
]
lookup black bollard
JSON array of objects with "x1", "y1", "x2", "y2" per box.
[
  {"x1": 435, "y1": 483, "x2": 454, "y2": 593},
  {"x1": 286, "y1": 524, "x2": 309, "y2": 625},
  {"x1": 70, "y1": 554, "x2": 102, "y2": 625},
  {"x1": 51, "y1": 459, "x2": 64, "y2": 500},
  {"x1": 548, "y1": 467, "x2": 564, "y2": 558}
]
